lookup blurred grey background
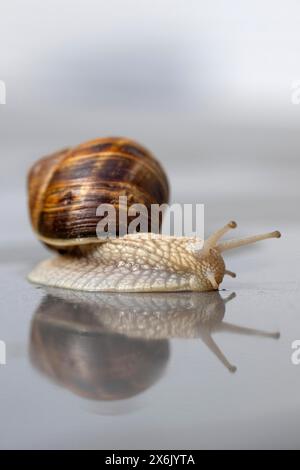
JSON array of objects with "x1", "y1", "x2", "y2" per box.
[{"x1": 0, "y1": 0, "x2": 299, "y2": 246}]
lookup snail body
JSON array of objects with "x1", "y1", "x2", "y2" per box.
[
  {"x1": 28, "y1": 226, "x2": 281, "y2": 292},
  {"x1": 28, "y1": 137, "x2": 281, "y2": 293}
]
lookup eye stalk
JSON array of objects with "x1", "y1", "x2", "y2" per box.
[
  {"x1": 203, "y1": 221, "x2": 237, "y2": 254},
  {"x1": 200, "y1": 222, "x2": 281, "y2": 291},
  {"x1": 217, "y1": 230, "x2": 281, "y2": 253},
  {"x1": 203, "y1": 221, "x2": 281, "y2": 254}
]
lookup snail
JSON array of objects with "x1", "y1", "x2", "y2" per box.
[{"x1": 28, "y1": 136, "x2": 281, "y2": 292}]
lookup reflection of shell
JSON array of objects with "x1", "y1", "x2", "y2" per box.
[
  {"x1": 30, "y1": 289, "x2": 231, "y2": 402},
  {"x1": 30, "y1": 298, "x2": 169, "y2": 401}
]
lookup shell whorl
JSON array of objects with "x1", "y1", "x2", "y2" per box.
[{"x1": 28, "y1": 137, "x2": 169, "y2": 250}]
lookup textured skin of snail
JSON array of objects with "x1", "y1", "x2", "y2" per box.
[
  {"x1": 28, "y1": 233, "x2": 225, "y2": 292},
  {"x1": 28, "y1": 227, "x2": 281, "y2": 293}
]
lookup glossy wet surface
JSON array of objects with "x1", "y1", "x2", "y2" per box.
[{"x1": 0, "y1": 223, "x2": 299, "y2": 449}]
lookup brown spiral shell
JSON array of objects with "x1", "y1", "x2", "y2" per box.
[{"x1": 28, "y1": 137, "x2": 169, "y2": 250}]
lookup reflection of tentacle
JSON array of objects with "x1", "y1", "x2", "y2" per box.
[
  {"x1": 215, "y1": 321, "x2": 280, "y2": 339},
  {"x1": 199, "y1": 330, "x2": 237, "y2": 373},
  {"x1": 223, "y1": 292, "x2": 236, "y2": 304},
  {"x1": 224, "y1": 270, "x2": 236, "y2": 278}
]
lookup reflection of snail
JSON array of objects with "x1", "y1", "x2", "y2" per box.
[
  {"x1": 28, "y1": 137, "x2": 281, "y2": 292},
  {"x1": 30, "y1": 289, "x2": 280, "y2": 403},
  {"x1": 30, "y1": 295, "x2": 169, "y2": 401}
]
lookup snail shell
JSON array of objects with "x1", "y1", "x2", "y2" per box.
[{"x1": 28, "y1": 137, "x2": 169, "y2": 251}]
